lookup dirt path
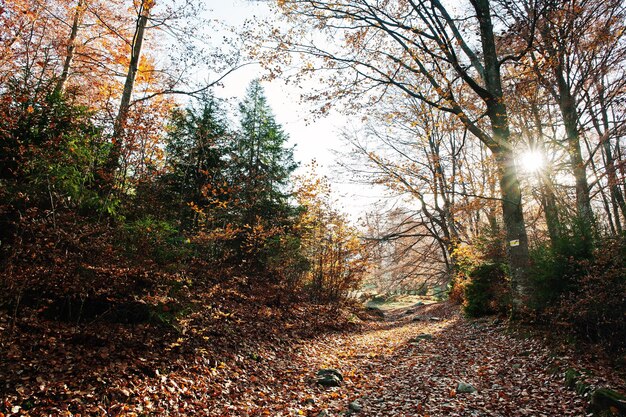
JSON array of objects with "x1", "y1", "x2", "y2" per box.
[
  {"x1": 4, "y1": 301, "x2": 620, "y2": 416},
  {"x1": 214, "y1": 302, "x2": 595, "y2": 416}
]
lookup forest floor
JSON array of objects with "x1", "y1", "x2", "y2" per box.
[{"x1": 1, "y1": 286, "x2": 625, "y2": 416}]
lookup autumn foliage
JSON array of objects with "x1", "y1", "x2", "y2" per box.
[{"x1": 1, "y1": 0, "x2": 626, "y2": 414}]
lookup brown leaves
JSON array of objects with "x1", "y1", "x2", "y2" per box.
[{"x1": 1, "y1": 282, "x2": 623, "y2": 416}]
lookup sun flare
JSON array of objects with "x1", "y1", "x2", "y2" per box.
[{"x1": 519, "y1": 150, "x2": 545, "y2": 173}]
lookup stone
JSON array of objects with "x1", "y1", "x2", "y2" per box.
[
  {"x1": 589, "y1": 388, "x2": 626, "y2": 416},
  {"x1": 348, "y1": 401, "x2": 363, "y2": 412},
  {"x1": 317, "y1": 369, "x2": 343, "y2": 387},
  {"x1": 457, "y1": 382, "x2": 477, "y2": 394},
  {"x1": 409, "y1": 334, "x2": 433, "y2": 343},
  {"x1": 317, "y1": 368, "x2": 343, "y2": 380}
]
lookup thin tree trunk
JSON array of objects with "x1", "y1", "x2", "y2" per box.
[
  {"x1": 555, "y1": 71, "x2": 595, "y2": 245},
  {"x1": 105, "y1": 1, "x2": 151, "y2": 180},
  {"x1": 531, "y1": 102, "x2": 561, "y2": 245},
  {"x1": 55, "y1": 0, "x2": 85, "y2": 94},
  {"x1": 598, "y1": 86, "x2": 626, "y2": 228}
]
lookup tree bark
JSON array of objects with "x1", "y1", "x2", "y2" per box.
[
  {"x1": 55, "y1": 0, "x2": 85, "y2": 94},
  {"x1": 473, "y1": 0, "x2": 531, "y2": 302},
  {"x1": 104, "y1": 1, "x2": 151, "y2": 180},
  {"x1": 494, "y1": 147, "x2": 531, "y2": 298}
]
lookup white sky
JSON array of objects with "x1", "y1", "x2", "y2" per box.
[{"x1": 204, "y1": 0, "x2": 382, "y2": 220}]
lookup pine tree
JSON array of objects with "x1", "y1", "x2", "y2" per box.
[
  {"x1": 225, "y1": 80, "x2": 300, "y2": 266},
  {"x1": 232, "y1": 79, "x2": 298, "y2": 229},
  {"x1": 161, "y1": 94, "x2": 230, "y2": 229}
]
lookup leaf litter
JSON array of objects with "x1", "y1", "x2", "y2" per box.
[{"x1": 1, "y1": 291, "x2": 623, "y2": 416}]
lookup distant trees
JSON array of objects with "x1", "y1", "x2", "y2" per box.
[{"x1": 295, "y1": 164, "x2": 369, "y2": 299}]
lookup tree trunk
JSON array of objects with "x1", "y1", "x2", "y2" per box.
[
  {"x1": 597, "y1": 86, "x2": 626, "y2": 229},
  {"x1": 555, "y1": 72, "x2": 595, "y2": 245},
  {"x1": 104, "y1": 1, "x2": 151, "y2": 180},
  {"x1": 493, "y1": 141, "x2": 531, "y2": 301},
  {"x1": 539, "y1": 174, "x2": 561, "y2": 243},
  {"x1": 531, "y1": 101, "x2": 561, "y2": 245},
  {"x1": 604, "y1": 138, "x2": 626, "y2": 232},
  {"x1": 56, "y1": 0, "x2": 85, "y2": 94},
  {"x1": 473, "y1": 0, "x2": 531, "y2": 304}
]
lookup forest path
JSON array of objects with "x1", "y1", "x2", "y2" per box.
[
  {"x1": 4, "y1": 300, "x2": 613, "y2": 416},
  {"x1": 259, "y1": 301, "x2": 589, "y2": 417}
]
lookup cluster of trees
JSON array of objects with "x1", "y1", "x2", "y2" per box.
[
  {"x1": 269, "y1": 0, "x2": 625, "y2": 346},
  {"x1": 0, "y1": 0, "x2": 368, "y2": 304},
  {"x1": 2, "y1": 0, "x2": 624, "y2": 348}
]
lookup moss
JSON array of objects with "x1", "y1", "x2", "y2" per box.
[
  {"x1": 564, "y1": 368, "x2": 580, "y2": 390},
  {"x1": 589, "y1": 388, "x2": 626, "y2": 416}
]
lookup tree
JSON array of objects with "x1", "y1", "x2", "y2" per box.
[
  {"x1": 106, "y1": 0, "x2": 160, "y2": 180},
  {"x1": 295, "y1": 164, "x2": 369, "y2": 300},
  {"x1": 158, "y1": 94, "x2": 231, "y2": 229},
  {"x1": 503, "y1": 0, "x2": 626, "y2": 245},
  {"x1": 232, "y1": 79, "x2": 298, "y2": 230}
]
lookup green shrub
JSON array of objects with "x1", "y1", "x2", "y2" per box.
[
  {"x1": 123, "y1": 217, "x2": 190, "y2": 265},
  {"x1": 0, "y1": 85, "x2": 113, "y2": 215},
  {"x1": 462, "y1": 262, "x2": 510, "y2": 317},
  {"x1": 529, "y1": 219, "x2": 595, "y2": 310},
  {"x1": 554, "y1": 235, "x2": 626, "y2": 352}
]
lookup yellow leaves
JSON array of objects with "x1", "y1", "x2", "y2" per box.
[
  {"x1": 135, "y1": 55, "x2": 156, "y2": 84},
  {"x1": 211, "y1": 309, "x2": 234, "y2": 320},
  {"x1": 168, "y1": 337, "x2": 185, "y2": 348}
]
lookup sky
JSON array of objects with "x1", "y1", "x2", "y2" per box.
[{"x1": 203, "y1": 0, "x2": 382, "y2": 220}]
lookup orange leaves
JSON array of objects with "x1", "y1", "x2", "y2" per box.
[{"x1": 293, "y1": 163, "x2": 371, "y2": 299}]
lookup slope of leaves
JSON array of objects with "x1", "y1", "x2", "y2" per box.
[
  {"x1": 1, "y1": 217, "x2": 624, "y2": 416},
  {"x1": 3, "y1": 286, "x2": 624, "y2": 416}
]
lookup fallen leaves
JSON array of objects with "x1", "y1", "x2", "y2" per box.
[{"x1": 1, "y1": 295, "x2": 624, "y2": 416}]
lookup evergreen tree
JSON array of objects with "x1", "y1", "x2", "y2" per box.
[
  {"x1": 160, "y1": 94, "x2": 230, "y2": 229},
  {"x1": 222, "y1": 80, "x2": 300, "y2": 267},
  {"x1": 232, "y1": 80, "x2": 298, "y2": 228}
]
